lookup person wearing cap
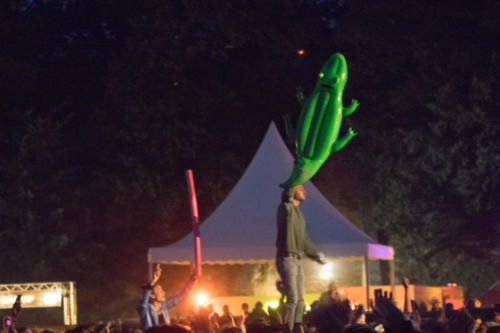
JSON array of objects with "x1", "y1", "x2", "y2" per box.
[{"x1": 276, "y1": 184, "x2": 326, "y2": 332}]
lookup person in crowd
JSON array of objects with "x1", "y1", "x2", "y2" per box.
[
  {"x1": 241, "y1": 303, "x2": 250, "y2": 319},
  {"x1": 241, "y1": 303, "x2": 250, "y2": 324},
  {"x1": 318, "y1": 282, "x2": 339, "y2": 306},
  {"x1": 145, "y1": 325, "x2": 190, "y2": 333},
  {"x1": 240, "y1": 303, "x2": 250, "y2": 333},
  {"x1": 444, "y1": 303, "x2": 456, "y2": 319},
  {"x1": 138, "y1": 264, "x2": 197, "y2": 331},
  {"x1": 17, "y1": 328, "x2": 37, "y2": 333},
  {"x1": 220, "y1": 328, "x2": 242, "y2": 333},
  {"x1": 218, "y1": 305, "x2": 236, "y2": 330},
  {"x1": 276, "y1": 185, "x2": 326, "y2": 333},
  {"x1": 2, "y1": 316, "x2": 17, "y2": 333},
  {"x1": 190, "y1": 305, "x2": 210, "y2": 333},
  {"x1": 268, "y1": 306, "x2": 284, "y2": 328},
  {"x1": 491, "y1": 304, "x2": 500, "y2": 326},
  {"x1": 245, "y1": 301, "x2": 271, "y2": 330},
  {"x1": 207, "y1": 304, "x2": 220, "y2": 333}
]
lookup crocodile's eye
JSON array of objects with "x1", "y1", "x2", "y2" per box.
[{"x1": 319, "y1": 73, "x2": 324, "y2": 78}]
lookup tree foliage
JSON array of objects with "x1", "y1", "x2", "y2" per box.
[
  {"x1": 325, "y1": 0, "x2": 500, "y2": 294},
  {"x1": 0, "y1": 0, "x2": 346, "y2": 320}
]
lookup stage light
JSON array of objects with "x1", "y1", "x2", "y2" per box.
[
  {"x1": 297, "y1": 49, "x2": 305, "y2": 55},
  {"x1": 1, "y1": 291, "x2": 61, "y2": 308},
  {"x1": 319, "y1": 262, "x2": 334, "y2": 280},
  {"x1": 22, "y1": 295, "x2": 35, "y2": 304},
  {"x1": 265, "y1": 300, "x2": 279, "y2": 310},
  {"x1": 0, "y1": 282, "x2": 76, "y2": 325},
  {"x1": 1, "y1": 296, "x2": 17, "y2": 306},
  {"x1": 42, "y1": 292, "x2": 61, "y2": 306},
  {"x1": 195, "y1": 293, "x2": 207, "y2": 306}
]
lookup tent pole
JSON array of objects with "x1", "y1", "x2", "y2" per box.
[
  {"x1": 390, "y1": 259, "x2": 395, "y2": 298},
  {"x1": 362, "y1": 255, "x2": 370, "y2": 309}
]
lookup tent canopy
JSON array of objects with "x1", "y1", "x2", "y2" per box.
[{"x1": 149, "y1": 123, "x2": 393, "y2": 264}]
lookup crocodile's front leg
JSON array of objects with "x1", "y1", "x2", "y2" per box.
[{"x1": 342, "y1": 99, "x2": 359, "y2": 117}]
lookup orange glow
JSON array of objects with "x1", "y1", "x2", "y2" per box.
[
  {"x1": 297, "y1": 49, "x2": 305, "y2": 55},
  {"x1": 195, "y1": 293, "x2": 208, "y2": 306}
]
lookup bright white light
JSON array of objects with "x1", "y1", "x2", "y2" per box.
[
  {"x1": 195, "y1": 293, "x2": 207, "y2": 306},
  {"x1": 1, "y1": 296, "x2": 17, "y2": 305},
  {"x1": 265, "y1": 301, "x2": 279, "y2": 310},
  {"x1": 319, "y1": 262, "x2": 334, "y2": 280},
  {"x1": 22, "y1": 295, "x2": 35, "y2": 304},
  {"x1": 42, "y1": 292, "x2": 60, "y2": 305},
  {"x1": 305, "y1": 304, "x2": 311, "y2": 312}
]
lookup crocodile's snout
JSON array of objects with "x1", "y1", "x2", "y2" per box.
[{"x1": 318, "y1": 53, "x2": 347, "y2": 87}]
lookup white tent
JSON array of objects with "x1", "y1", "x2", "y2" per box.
[{"x1": 148, "y1": 122, "x2": 395, "y2": 301}]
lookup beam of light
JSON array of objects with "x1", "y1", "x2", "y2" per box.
[
  {"x1": 1, "y1": 296, "x2": 17, "y2": 305},
  {"x1": 265, "y1": 300, "x2": 279, "y2": 310},
  {"x1": 319, "y1": 262, "x2": 334, "y2": 280},
  {"x1": 42, "y1": 292, "x2": 61, "y2": 306},
  {"x1": 195, "y1": 293, "x2": 208, "y2": 306},
  {"x1": 22, "y1": 295, "x2": 35, "y2": 303}
]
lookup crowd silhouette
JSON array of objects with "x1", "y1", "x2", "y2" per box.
[{"x1": 3, "y1": 277, "x2": 500, "y2": 333}]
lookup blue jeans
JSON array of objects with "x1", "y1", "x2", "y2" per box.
[{"x1": 276, "y1": 255, "x2": 304, "y2": 331}]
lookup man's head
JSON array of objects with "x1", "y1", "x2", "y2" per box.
[
  {"x1": 150, "y1": 284, "x2": 167, "y2": 303},
  {"x1": 281, "y1": 185, "x2": 306, "y2": 204},
  {"x1": 294, "y1": 185, "x2": 306, "y2": 201}
]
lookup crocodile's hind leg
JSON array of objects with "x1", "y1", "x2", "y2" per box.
[{"x1": 282, "y1": 114, "x2": 297, "y2": 151}]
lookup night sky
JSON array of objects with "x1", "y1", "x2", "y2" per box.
[{"x1": 0, "y1": 0, "x2": 498, "y2": 321}]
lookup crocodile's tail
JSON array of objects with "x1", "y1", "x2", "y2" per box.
[{"x1": 279, "y1": 158, "x2": 321, "y2": 189}]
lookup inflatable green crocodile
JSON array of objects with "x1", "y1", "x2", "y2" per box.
[{"x1": 281, "y1": 53, "x2": 359, "y2": 189}]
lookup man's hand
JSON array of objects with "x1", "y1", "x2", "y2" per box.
[
  {"x1": 150, "y1": 264, "x2": 162, "y2": 286},
  {"x1": 402, "y1": 277, "x2": 409, "y2": 289},
  {"x1": 373, "y1": 289, "x2": 406, "y2": 330},
  {"x1": 11, "y1": 295, "x2": 21, "y2": 319},
  {"x1": 448, "y1": 308, "x2": 475, "y2": 333},
  {"x1": 402, "y1": 277, "x2": 410, "y2": 314},
  {"x1": 351, "y1": 304, "x2": 364, "y2": 324},
  {"x1": 317, "y1": 252, "x2": 328, "y2": 265}
]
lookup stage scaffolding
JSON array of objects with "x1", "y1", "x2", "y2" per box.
[{"x1": 0, "y1": 282, "x2": 77, "y2": 326}]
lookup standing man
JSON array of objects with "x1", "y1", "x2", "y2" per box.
[
  {"x1": 276, "y1": 185, "x2": 326, "y2": 332},
  {"x1": 138, "y1": 264, "x2": 197, "y2": 331}
]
